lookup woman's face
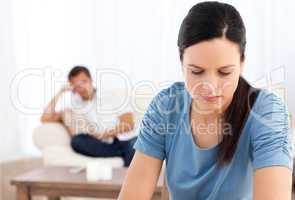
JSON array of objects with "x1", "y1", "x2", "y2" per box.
[{"x1": 182, "y1": 37, "x2": 244, "y2": 115}]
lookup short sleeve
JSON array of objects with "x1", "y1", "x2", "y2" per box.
[
  {"x1": 55, "y1": 92, "x2": 76, "y2": 112},
  {"x1": 133, "y1": 89, "x2": 170, "y2": 160},
  {"x1": 251, "y1": 91, "x2": 294, "y2": 171}
]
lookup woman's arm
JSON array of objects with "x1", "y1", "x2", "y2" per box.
[
  {"x1": 118, "y1": 88, "x2": 169, "y2": 198},
  {"x1": 251, "y1": 91, "x2": 294, "y2": 199},
  {"x1": 118, "y1": 151, "x2": 163, "y2": 200},
  {"x1": 253, "y1": 166, "x2": 292, "y2": 200},
  {"x1": 41, "y1": 84, "x2": 72, "y2": 123}
]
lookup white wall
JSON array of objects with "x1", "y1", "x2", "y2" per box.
[{"x1": 0, "y1": 0, "x2": 21, "y2": 160}]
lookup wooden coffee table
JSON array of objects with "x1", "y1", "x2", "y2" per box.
[{"x1": 11, "y1": 166, "x2": 166, "y2": 200}]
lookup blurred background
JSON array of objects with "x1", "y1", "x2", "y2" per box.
[{"x1": 1, "y1": 0, "x2": 295, "y2": 162}]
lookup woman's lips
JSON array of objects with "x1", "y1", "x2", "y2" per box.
[{"x1": 200, "y1": 95, "x2": 221, "y2": 102}]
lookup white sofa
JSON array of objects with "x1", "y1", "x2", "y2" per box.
[
  {"x1": 33, "y1": 88, "x2": 154, "y2": 168},
  {"x1": 33, "y1": 122, "x2": 125, "y2": 168}
]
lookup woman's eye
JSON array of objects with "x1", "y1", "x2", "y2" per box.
[
  {"x1": 219, "y1": 71, "x2": 231, "y2": 76},
  {"x1": 191, "y1": 70, "x2": 203, "y2": 75}
]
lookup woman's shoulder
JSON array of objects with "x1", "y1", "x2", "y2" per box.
[
  {"x1": 251, "y1": 88, "x2": 288, "y2": 115},
  {"x1": 152, "y1": 82, "x2": 188, "y2": 112},
  {"x1": 248, "y1": 88, "x2": 293, "y2": 170},
  {"x1": 247, "y1": 88, "x2": 290, "y2": 135},
  {"x1": 157, "y1": 81, "x2": 186, "y2": 96}
]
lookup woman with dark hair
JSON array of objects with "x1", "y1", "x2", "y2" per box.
[{"x1": 119, "y1": 1, "x2": 293, "y2": 199}]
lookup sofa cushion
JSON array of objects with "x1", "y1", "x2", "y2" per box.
[{"x1": 33, "y1": 123, "x2": 71, "y2": 149}]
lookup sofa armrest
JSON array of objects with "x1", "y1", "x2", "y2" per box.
[{"x1": 33, "y1": 122, "x2": 71, "y2": 150}]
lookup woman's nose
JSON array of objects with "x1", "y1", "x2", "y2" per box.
[{"x1": 199, "y1": 80, "x2": 219, "y2": 95}]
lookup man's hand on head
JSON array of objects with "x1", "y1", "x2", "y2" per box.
[{"x1": 60, "y1": 83, "x2": 74, "y2": 93}]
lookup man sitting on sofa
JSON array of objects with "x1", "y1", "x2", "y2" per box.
[{"x1": 41, "y1": 66, "x2": 137, "y2": 167}]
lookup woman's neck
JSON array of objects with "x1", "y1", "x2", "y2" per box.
[{"x1": 190, "y1": 100, "x2": 224, "y2": 123}]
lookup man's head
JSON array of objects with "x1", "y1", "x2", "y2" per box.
[{"x1": 68, "y1": 66, "x2": 94, "y2": 100}]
